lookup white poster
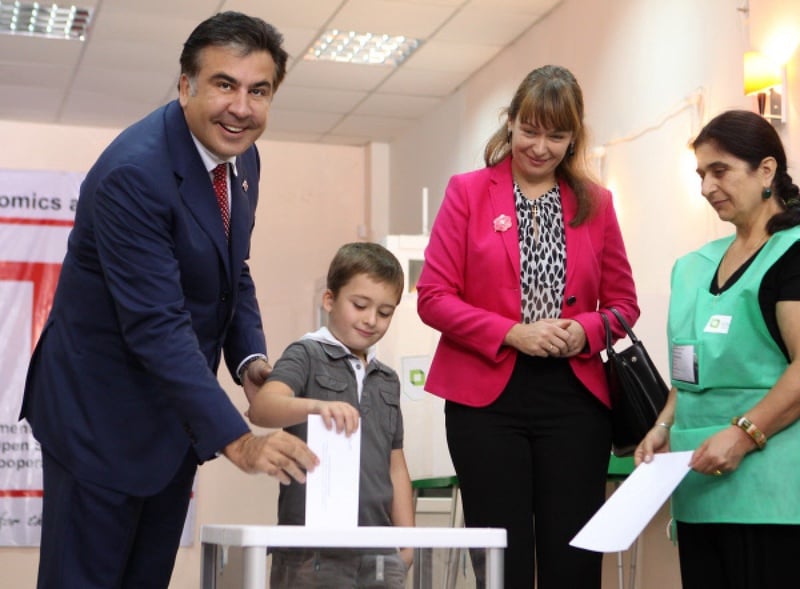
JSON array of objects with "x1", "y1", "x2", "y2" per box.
[{"x1": 0, "y1": 169, "x2": 196, "y2": 546}]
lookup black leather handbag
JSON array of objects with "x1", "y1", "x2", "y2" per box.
[{"x1": 600, "y1": 308, "x2": 670, "y2": 457}]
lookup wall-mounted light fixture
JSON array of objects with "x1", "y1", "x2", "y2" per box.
[{"x1": 744, "y1": 51, "x2": 785, "y2": 124}]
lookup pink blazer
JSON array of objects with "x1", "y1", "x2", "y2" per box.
[{"x1": 417, "y1": 157, "x2": 639, "y2": 408}]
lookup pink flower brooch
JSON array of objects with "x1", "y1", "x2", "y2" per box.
[{"x1": 493, "y1": 214, "x2": 512, "y2": 232}]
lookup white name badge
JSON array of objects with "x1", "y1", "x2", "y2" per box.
[{"x1": 703, "y1": 314, "x2": 732, "y2": 334}]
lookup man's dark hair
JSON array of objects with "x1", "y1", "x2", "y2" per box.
[{"x1": 180, "y1": 11, "x2": 289, "y2": 91}]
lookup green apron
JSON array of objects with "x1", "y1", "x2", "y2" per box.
[{"x1": 668, "y1": 227, "x2": 800, "y2": 523}]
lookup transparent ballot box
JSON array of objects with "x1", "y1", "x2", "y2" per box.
[{"x1": 201, "y1": 525, "x2": 506, "y2": 588}]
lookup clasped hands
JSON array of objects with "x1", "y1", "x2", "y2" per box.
[{"x1": 504, "y1": 318, "x2": 586, "y2": 358}]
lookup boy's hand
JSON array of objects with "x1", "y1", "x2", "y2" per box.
[{"x1": 315, "y1": 401, "x2": 360, "y2": 436}]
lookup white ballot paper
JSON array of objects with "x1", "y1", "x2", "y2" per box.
[
  {"x1": 570, "y1": 451, "x2": 693, "y2": 552},
  {"x1": 305, "y1": 414, "x2": 361, "y2": 528}
]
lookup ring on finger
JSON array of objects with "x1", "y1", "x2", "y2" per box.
[{"x1": 713, "y1": 469, "x2": 723, "y2": 476}]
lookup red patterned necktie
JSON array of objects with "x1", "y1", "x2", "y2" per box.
[{"x1": 212, "y1": 163, "x2": 230, "y2": 239}]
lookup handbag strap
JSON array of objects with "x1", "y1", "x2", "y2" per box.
[
  {"x1": 608, "y1": 307, "x2": 640, "y2": 344},
  {"x1": 600, "y1": 312, "x2": 615, "y2": 357},
  {"x1": 600, "y1": 307, "x2": 640, "y2": 356}
]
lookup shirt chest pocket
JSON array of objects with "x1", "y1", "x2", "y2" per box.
[
  {"x1": 376, "y1": 388, "x2": 400, "y2": 434},
  {"x1": 312, "y1": 374, "x2": 349, "y2": 401}
]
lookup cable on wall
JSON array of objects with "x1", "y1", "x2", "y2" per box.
[{"x1": 590, "y1": 87, "x2": 706, "y2": 183}]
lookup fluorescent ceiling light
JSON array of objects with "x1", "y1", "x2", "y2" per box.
[
  {"x1": 305, "y1": 29, "x2": 421, "y2": 67},
  {"x1": 0, "y1": 1, "x2": 93, "y2": 40}
]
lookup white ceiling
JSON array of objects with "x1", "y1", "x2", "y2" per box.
[{"x1": 0, "y1": 0, "x2": 561, "y2": 145}]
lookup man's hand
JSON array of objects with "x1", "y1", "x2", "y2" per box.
[
  {"x1": 223, "y1": 431, "x2": 319, "y2": 485},
  {"x1": 242, "y1": 358, "x2": 272, "y2": 403}
]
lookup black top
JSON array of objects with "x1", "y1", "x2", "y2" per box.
[{"x1": 712, "y1": 239, "x2": 800, "y2": 359}]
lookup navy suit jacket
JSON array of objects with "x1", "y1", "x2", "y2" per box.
[{"x1": 21, "y1": 100, "x2": 264, "y2": 495}]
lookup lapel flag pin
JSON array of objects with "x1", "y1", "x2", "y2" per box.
[{"x1": 242, "y1": 179, "x2": 249, "y2": 192}]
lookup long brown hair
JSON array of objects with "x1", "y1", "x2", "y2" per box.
[{"x1": 484, "y1": 65, "x2": 598, "y2": 225}]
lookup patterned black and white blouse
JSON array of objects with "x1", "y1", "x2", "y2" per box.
[{"x1": 514, "y1": 182, "x2": 566, "y2": 323}]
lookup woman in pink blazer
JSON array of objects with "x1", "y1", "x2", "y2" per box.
[{"x1": 417, "y1": 65, "x2": 639, "y2": 588}]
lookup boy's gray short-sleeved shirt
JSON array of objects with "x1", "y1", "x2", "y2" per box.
[{"x1": 268, "y1": 338, "x2": 403, "y2": 527}]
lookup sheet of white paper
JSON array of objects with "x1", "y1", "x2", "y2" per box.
[
  {"x1": 570, "y1": 451, "x2": 692, "y2": 552},
  {"x1": 305, "y1": 414, "x2": 361, "y2": 528}
]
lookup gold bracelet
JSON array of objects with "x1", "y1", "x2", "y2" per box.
[{"x1": 731, "y1": 415, "x2": 767, "y2": 450}]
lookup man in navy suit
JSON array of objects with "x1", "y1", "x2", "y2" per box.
[{"x1": 20, "y1": 12, "x2": 318, "y2": 589}]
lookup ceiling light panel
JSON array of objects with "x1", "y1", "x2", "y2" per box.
[
  {"x1": 0, "y1": 2, "x2": 93, "y2": 40},
  {"x1": 305, "y1": 29, "x2": 421, "y2": 67}
]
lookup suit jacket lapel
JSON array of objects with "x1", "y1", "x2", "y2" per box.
[
  {"x1": 489, "y1": 158, "x2": 521, "y2": 280},
  {"x1": 559, "y1": 178, "x2": 584, "y2": 289},
  {"x1": 487, "y1": 160, "x2": 587, "y2": 293},
  {"x1": 165, "y1": 101, "x2": 231, "y2": 278},
  {"x1": 229, "y1": 158, "x2": 251, "y2": 276}
]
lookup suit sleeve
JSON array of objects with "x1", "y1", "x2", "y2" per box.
[{"x1": 93, "y1": 164, "x2": 248, "y2": 460}]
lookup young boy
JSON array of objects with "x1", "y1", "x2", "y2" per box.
[{"x1": 247, "y1": 242, "x2": 414, "y2": 588}]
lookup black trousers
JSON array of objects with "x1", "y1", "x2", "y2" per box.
[
  {"x1": 37, "y1": 448, "x2": 197, "y2": 589},
  {"x1": 445, "y1": 355, "x2": 611, "y2": 589},
  {"x1": 677, "y1": 521, "x2": 800, "y2": 589}
]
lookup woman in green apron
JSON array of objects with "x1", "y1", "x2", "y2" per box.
[{"x1": 635, "y1": 110, "x2": 800, "y2": 589}]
